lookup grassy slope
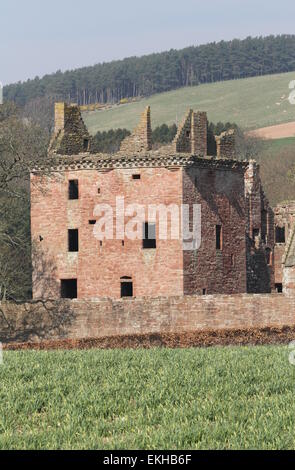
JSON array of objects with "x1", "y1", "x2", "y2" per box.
[
  {"x1": 1, "y1": 346, "x2": 295, "y2": 450},
  {"x1": 84, "y1": 71, "x2": 295, "y2": 134},
  {"x1": 258, "y1": 137, "x2": 295, "y2": 205}
]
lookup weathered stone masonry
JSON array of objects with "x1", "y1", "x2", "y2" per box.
[
  {"x1": 31, "y1": 103, "x2": 276, "y2": 300},
  {"x1": 1, "y1": 294, "x2": 295, "y2": 343}
]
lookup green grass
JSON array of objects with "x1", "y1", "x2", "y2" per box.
[
  {"x1": 257, "y1": 137, "x2": 295, "y2": 205},
  {"x1": 0, "y1": 345, "x2": 295, "y2": 449},
  {"x1": 83, "y1": 71, "x2": 295, "y2": 134},
  {"x1": 260, "y1": 136, "x2": 295, "y2": 154}
]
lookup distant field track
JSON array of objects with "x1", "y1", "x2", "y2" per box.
[
  {"x1": 248, "y1": 121, "x2": 295, "y2": 139},
  {"x1": 4, "y1": 325, "x2": 295, "y2": 350}
]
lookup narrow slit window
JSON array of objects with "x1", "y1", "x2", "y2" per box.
[
  {"x1": 68, "y1": 180, "x2": 79, "y2": 200},
  {"x1": 275, "y1": 283, "x2": 283, "y2": 293},
  {"x1": 83, "y1": 139, "x2": 89, "y2": 151},
  {"x1": 60, "y1": 279, "x2": 77, "y2": 299},
  {"x1": 89, "y1": 220, "x2": 96, "y2": 225},
  {"x1": 143, "y1": 222, "x2": 156, "y2": 249},
  {"x1": 275, "y1": 226, "x2": 285, "y2": 243},
  {"x1": 216, "y1": 225, "x2": 222, "y2": 250},
  {"x1": 132, "y1": 174, "x2": 141, "y2": 180},
  {"x1": 266, "y1": 248, "x2": 272, "y2": 266},
  {"x1": 68, "y1": 229, "x2": 79, "y2": 252}
]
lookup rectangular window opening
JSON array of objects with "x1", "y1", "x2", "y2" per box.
[
  {"x1": 121, "y1": 282, "x2": 133, "y2": 297},
  {"x1": 143, "y1": 222, "x2": 156, "y2": 249},
  {"x1": 89, "y1": 220, "x2": 96, "y2": 225},
  {"x1": 202, "y1": 288, "x2": 207, "y2": 295},
  {"x1": 216, "y1": 225, "x2": 222, "y2": 250},
  {"x1": 68, "y1": 229, "x2": 79, "y2": 252},
  {"x1": 275, "y1": 283, "x2": 283, "y2": 293},
  {"x1": 61, "y1": 279, "x2": 77, "y2": 299},
  {"x1": 132, "y1": 174, "x2": 141, "y2": 180},
  {"x1": 68, "y1": 180, "x2": 79, "y2": 200},
  {"x1": 83, "y1": 139, "x2": 89, "y2": 151},
  {"x1": 276, "y1": 226, "x2": 285, "y2": 243}
]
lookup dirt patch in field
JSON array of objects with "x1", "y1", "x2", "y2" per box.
[
  {"x1": 247, "y1": 122, "x2": 295, "y2": 140},
  {"x1": 3, "y1": 325, "x2": 295, "y2": 350}
]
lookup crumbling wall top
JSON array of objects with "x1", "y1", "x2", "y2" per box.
[{"x1": 49, "y1": 102, "x2": 92, "y2": 156}]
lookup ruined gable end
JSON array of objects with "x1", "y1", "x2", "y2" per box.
[
  {"x1": 215, "y1": 129, "x2": 236, "y2": 159},
  {"x1": 49, "y1": 102, "x2": 92, "y2": 155},
  {"x1": 172, "y1": 109, "x2": 193, "y2": 153},
  {"x1": 172, "y1": 109, "x2": 207, "y2": 155},
  {"x1": 120, "y1": 106, "x2": 152, "y2": 153}
]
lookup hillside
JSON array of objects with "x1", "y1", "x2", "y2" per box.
[
  {"x1": 4, "y1": 35, "x2": 295, "y2": 107},
  {"x1": 83, "y1": 71, "x2": 295, "y2": 134}
]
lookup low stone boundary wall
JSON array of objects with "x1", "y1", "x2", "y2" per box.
[{"x1": 0, "y1": 293, "x2": 295, "y2": 344}]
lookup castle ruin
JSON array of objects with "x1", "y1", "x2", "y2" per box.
[{"x1": 30, "y1": 103, "x2": 294, "y2": 300}]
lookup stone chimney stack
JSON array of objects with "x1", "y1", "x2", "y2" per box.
[
  {"x1": 54, "y1": 102, "x2": 67, "y2": 133},
  {"x1": 191, "y1": 111, "x2": 207, "y2": 156}
]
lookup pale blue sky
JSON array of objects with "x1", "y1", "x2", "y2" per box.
[{"x1": 1, "y1": 0, "x2": 294, "y2": 85}]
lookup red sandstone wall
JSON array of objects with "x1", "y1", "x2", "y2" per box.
[
  {"x1": 31, "y1": 167, "x2": 184, "y2": 299},
  {"x1": 274, "y1": 203, "x2": 295, "y2": 285},
  {"x1": 1, "y1": 294, "x2": 295, "y2": 342},
  {"x1": 183, "y1": 166, "x2": 247, "y2": 294}
]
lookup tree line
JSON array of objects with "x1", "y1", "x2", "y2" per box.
[{"x1": 4, "y1": 35, "x2": 295, "y2": 107}]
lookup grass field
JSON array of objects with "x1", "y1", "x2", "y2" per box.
[
  {"x1": 258, "y1": 137, "x2": 295, "y2": 205},
  {"x1": 83, "y1": 71, "x2": 295, "y2": 134},
  {"x1": 0, "y1": 345, "x2": 295, "y2": 450}
]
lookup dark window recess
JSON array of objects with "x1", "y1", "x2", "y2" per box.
[
  {"x1": 120, "y1": 277, "x2": 133, "y2": 297},
  {"x1": 132, "y1": 174, "x2": 141, "y2": 180},
  {"x1": 275, "y1": 283, "x2": 283, "y2": 293},
  {"x1": 83, "y1": 139, "x2": 89, "y2": 151},
  {"x1": 122, "y1": 240, "x2": 125, "y2": 246},
  {"x1": 276, "y1": 226, "x2": 285, "y2": 243},
  {"x1": 253, "y1": 228, "x2": 260, "y2": 239},
  {"x1": 216, "y1": 225, "x2": 222, "y2": 250},
  {"x1": 143, "y1": 222, "x2": 156, "y2": 249},
  {"x1": 68, "y1": 180, "x2": 79, "y2": 200},
  {"x1": 61, "y1": 279, "x2": 77, "y2": 299},
  {"x1": 68, "y1": 229, "x2": 79, "y2": 252},
  {"x1": 100, "y1": 241, "x2": 102, "y2": 247},
  {"x1": 97, "y1": 187, "x2": 101, "y2": 194},
  {"x1": 89, "y1": 220, "x2": 96, "y2": 225},
  {"x1": 202, "y1": 288, "x2": 207, "y2": 295}
]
